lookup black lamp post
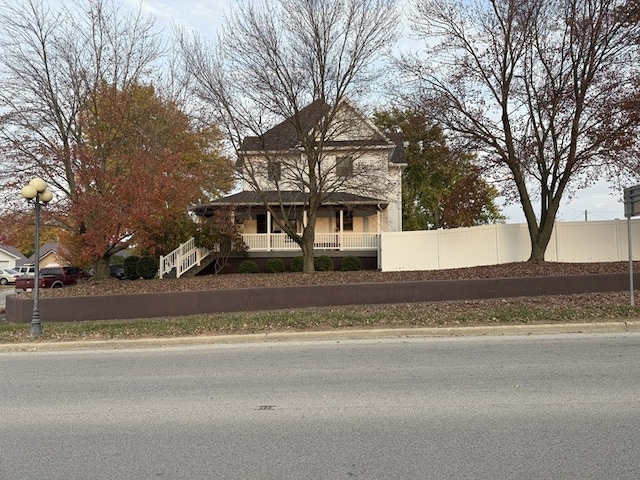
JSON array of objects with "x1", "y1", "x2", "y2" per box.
[{"x1": 20, "y1": 178, "x2": 53, "y2": 337}]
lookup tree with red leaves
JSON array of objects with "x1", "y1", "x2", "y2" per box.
[
  {"x1": 71, "y1": 83, "x2": 233, "y2": 278},
  {"x1": 0, "y1": 1, "x2": 234, "y2": 278}
]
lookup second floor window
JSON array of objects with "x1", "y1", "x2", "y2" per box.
[
  {"x1": 268, "y1": 160, "x2": 281, "y2": 182},
  {"x1": 336, "y1": 156, "x2": 353, "y2": 177}
]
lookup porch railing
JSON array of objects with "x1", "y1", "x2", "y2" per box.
[
  {"x1": 159, "y1": 237, "x2": 209, "y2": 279},
  {"x1": 241, "y1": 232, "x2": 379, "y2": 251},
  {"x1": 160, "y1": 233, "x2": 378, "y2": 278}
]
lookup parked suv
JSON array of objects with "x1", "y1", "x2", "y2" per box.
[
  {"x1": 15, "y1": 265, "x2": 35, "y2": 276},
  {"x1": 15, "y1": 266, "x2": 91, "y2": 291},
  {"x1": 110, "y1": 264, "x2": 125, "y2": 280}
]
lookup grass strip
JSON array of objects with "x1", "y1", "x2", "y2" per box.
[{"x1": 2, "y1": 296, "x2": 640, "y2": 344}]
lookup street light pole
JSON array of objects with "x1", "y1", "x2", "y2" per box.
[{"x1": 20, "y1": 178, "x2": 53, "y2": 337}]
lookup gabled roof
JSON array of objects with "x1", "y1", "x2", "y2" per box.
[
  {"x1": 26, "y1": 242, "x2": 61, "y2": 263},
  {"x1": 0, "y1": 245, "x2": 26, "y2": 261},
  {"x1": 240, "y1": 99, "x2": 329, "y2": 151},
  {"x1": 239, "y1": 98, "x2": 406, "y2": 165},
  {"x1": 191, "y1": 190, "x2": 388, "y2": 216}
]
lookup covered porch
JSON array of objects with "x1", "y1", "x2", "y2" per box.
[{"x1": 191, "y1": 190, "x2": 388, "y2": 253}]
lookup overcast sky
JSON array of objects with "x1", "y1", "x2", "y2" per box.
[{"x1": 128, "y1": 0, "x2": 628, "y2": 223}]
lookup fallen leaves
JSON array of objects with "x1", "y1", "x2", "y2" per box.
[{"x1": 33, "y1": 260, "x2": 638, "y2": 299}]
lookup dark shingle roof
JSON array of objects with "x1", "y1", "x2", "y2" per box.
[
  {"x1": 240, "y1": 100, "x2": 329, "y2": 151},
  {"x1": 239, "y1": 99, "x2": 407, "y2": 165},
  {"x1": 387, "y1": 133, "x2": 407, "y2": 165},
  {"x1": 191, "y1": 190, "x2": 388, "y2": 216}
]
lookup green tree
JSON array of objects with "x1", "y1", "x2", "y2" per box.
[{"x1": 374, "y1": 108, "x2": 504, "y2": 230}]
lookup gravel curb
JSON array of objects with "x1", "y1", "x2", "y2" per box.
[{"x1": 1, "y1": 320, "x2": 639, "y2": 353}]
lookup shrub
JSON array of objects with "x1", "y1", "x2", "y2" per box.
[
  {"x1": 238, "y1": 260, "x2": 260, "y2": 273},
  {"x1": 290, "y1": 256, "x2": 304, "y2": 272},
  {"x1": 136, "y1": 256, "x2": 158, "y2": 280},
  {"x1": 123, "y1": 255, "x2": 139, "y2": 280},
  {"x1": 341, "y1": 255, "x2": 362, "y2": 271},
  {"x1": 314, "y1": 255, "x2": 334, "y2": 271},
  {"x1": 265, "y1": 257, "x2": 286, "y2": 273}
]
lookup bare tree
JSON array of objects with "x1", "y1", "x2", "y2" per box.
[
  {"x1": 177, "y1": 0, "x2": 400, "y2": 272},
  {"x1": 0, "y1": 0, "x2": 163, "y2": 213},
  {"x1": 403, "y1": 0, "x2": 640, "y2": 261}
]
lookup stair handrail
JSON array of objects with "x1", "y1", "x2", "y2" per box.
[{"x1": 159, "y1": 237, "x2": 208, "y2": 278}]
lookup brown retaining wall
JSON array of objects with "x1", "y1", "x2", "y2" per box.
[{"x1": 5, "y1": 273, "x2": 637, "y2": 324}]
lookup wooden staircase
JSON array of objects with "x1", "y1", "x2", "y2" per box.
[{"x1": 159, "y1": 238, "x2": 209, "y2": 279}]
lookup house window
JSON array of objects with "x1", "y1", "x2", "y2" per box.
[
  {"x1": 268, "y1": 160, "x2": 281, "y2": 182},
  {"x1": 272, "y1": 219, "x2": 296, "y2": 233},
  {"x1": 336, "y1": 156, "x2": 353, "y2": 177},
  {"x1": 256, "y1": 214, "x2": 267, "y2": 233},
  {"x1": 336, "y1": 211, "x2": 354, "y2": 231}
]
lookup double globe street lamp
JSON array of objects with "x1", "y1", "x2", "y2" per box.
[{"x1": 20, "y1": 178, "x2": 54, "y2": 337}]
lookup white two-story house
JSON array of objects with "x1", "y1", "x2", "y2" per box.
[{"x1": 162, "y1": 99, "x2": 405, "y2": 276}]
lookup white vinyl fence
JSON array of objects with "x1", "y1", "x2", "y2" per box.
[{"x1": 380, "y1": 219, "x2": 640, "y2": 272}]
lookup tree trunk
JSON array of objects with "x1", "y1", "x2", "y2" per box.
[
  {"x1": 94, "y1": 256, "x2": 111, "y2": 280},
  {"x1": 527, "y1": 205, "x2": 559, "y2": 262},
  {"x1": 528, "y1": 234, "x2": 550, "y2": 262},
  {"x1": 301, "y1": 224, "x2": 316, "y2": 273}
]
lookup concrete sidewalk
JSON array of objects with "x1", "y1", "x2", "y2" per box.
[{"x1": 2, "y1": 320, "x2": 639, "y2": 353}]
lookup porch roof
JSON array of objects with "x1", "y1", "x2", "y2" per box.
[{"x1": 191, "y1": 190, "x2": 388, "y2": 217}]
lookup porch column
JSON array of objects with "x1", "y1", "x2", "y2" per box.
[
  {"x1": 376, "y1": 208, "x2": 382, "y2": 270},
  {"x1": 339, "y1": 210, "x2": 344, "y2": 251},
  {"x1": 267, "y1": 211, "x2": 272, "y2": 251}
]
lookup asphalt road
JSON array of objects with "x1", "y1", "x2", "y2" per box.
[{"x1": 2, "y1": 333, "x2": 640, "y2": 479}]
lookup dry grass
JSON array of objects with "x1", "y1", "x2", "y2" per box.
[
  {"x1": 36, "y1": 260, "x2": 638, "y2": 298},
  {"x1": 3, "y1": 261, "x2": 638, "y2": 343}
]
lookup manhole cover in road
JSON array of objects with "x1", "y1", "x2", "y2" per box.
[{"x1": 256, "y1": 405, "x2": 277, "y2": 411}]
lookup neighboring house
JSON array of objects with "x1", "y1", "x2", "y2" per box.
[
  {"x1": 0, "y1": 245, "x2": 27, "y2": 270},
  {"x1": 25, "y1": 242, "x2": 70, "y2": 268}
]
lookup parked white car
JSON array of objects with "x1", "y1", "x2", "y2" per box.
[{"x1": 0, "y1": 268, "x2": 20, "y2": 285}]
